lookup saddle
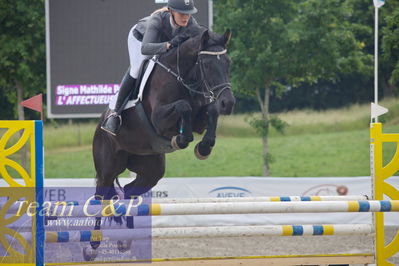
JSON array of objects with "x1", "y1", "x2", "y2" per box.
[
  {"x1": 130, "y1": 59, "x2": 150, "y2": 100},
  {"x1": 110, "y1": 59, "x2": 176, "y2": 153},
  {"x1": 108, "y1": 58, "x2": 156, "y2": 111}
]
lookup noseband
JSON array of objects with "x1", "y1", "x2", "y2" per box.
[{"x1": 152, "y1": 46, "x2": 232, "y2": 103}]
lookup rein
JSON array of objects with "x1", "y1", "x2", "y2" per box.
[{"x1": 152, "y1": 46, "x2": 231, "y2": 103}]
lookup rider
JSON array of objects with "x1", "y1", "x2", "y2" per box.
[{"x1": 101, "y1": 0, "x2": 201, "y2": 136}]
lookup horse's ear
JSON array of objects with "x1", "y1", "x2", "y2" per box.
[
  {"x1": 199, "y1": 30, "x2": 209, "y2": 50},
  {"x1": 222, "y1": 29, "x2": 232, "y2": 47}
]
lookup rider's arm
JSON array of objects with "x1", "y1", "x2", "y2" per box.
[{"x1": 141, "y1": 15, "x2": 169, "y2": 55}]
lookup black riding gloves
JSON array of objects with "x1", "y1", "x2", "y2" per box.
[{"x1": 169, "y1": 34, "x2": 190, "y2": 48}]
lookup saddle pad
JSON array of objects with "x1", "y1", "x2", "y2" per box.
[{"x1": 109, "y1": 58, "x2": 156, "y2": 110}]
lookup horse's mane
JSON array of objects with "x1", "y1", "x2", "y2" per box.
[
  {"x1": 184, "y1": 26, "x2": 227, "y2": 49},
  {"x1": 160, "y1": 26, "x2": 226, "y2": 61}
]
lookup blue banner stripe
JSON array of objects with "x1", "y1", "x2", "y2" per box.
[
  {"x1": 280, "y1": 197, "x2": 291, "y2": 201},
  {"x1": 89, "y1": 200, "x2": 102, "y2": 205},
  {"x1": 115, "y1": 204, "x2": 127, "y2": 215},
  {"x1": 35, "y1": 121, "x2": 45, "y2": 266},
  {"x1": 380, "y1": 200, "x2": 392, "y2": 212},
  {"x1": 313, "y1": 225, "x2": 324, "y2": 235},
  {"x1": 80, "y1": 231, "x2": 92, "y2": 242},
  {"x1": 138, "y1": 205, "x2": 150, "y2": 216},
  {"x1": 300, "y1": 196, "x2": 311, "y2": 201},
  {"x1": 358, "y1": 201, "x2": 371, "y2": 212},
  {"x1": 58, "y1": 232, "x2": 69, "y2": 242},
  {"x1": 292, "y1": 226, "x2": 304, "y2": 235}
]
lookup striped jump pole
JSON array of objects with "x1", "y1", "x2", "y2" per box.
[
  {"x1": 0, "y1": 195, "x2": 370, "y2": 213},
  {"x1": 44, "y1": 200, "x2": 399, "y2": 217},
  {"x1": 154, "y1": 195, "x2": 370, "y2": 203},
  {"x1": 16, "y1": 224, "x2": 373, "y2": 243}
]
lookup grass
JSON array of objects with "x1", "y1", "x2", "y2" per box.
[{"x1": 40, "y1": 98, "x2": 399, "y2": 178}]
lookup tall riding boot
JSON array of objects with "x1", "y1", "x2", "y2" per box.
[{"x1": 101, "y1": 73, "x2": 137, "y2": 136}]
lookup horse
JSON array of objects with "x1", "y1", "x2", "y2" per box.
[{"x1": 86, "y1": 28, "x2": 235, "y2": 259}]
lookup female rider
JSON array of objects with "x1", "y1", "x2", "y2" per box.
[{"x1": 101, "y1": 0, "x2": 201, "y2": 136}]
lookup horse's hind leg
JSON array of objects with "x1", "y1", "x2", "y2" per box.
[
  {"x1": 84, "y1": 129, "x2": 129, "y2": 260},
  {"x1": 115, "y1": 154, "x2": 165, "y2": 253},
  {"x1": 124, "y1": 154, "x2": 165, "y2": 200}
]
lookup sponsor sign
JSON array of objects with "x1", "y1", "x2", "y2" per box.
[{"x1": 46, "y1": 0, "x2": 211, "y2": 118}]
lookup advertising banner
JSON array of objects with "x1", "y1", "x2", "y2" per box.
[{"x1": 46, "y1": 0, "x2": 211, "y2": 118}]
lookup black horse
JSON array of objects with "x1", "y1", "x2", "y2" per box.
[
  {"x1": 93, "y1": 28, "x2": 235, "y2": 203},
  {"x1": 85, "y1": 28, "x2": 235, "y2": 259}
]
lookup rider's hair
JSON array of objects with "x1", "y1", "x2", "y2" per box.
[{"x1": 151, "y1": 6, "x2": 169, "y2": 16}]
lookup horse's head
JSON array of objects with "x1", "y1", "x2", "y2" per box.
[{"x1": 181, "y1": 28, "x2": 236, "y2": 115}]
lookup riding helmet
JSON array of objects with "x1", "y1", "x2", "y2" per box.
[{"x1": 168, "y1": 0, "x2": 198, "y2": 14}]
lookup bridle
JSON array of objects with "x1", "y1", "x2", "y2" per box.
[{"x1": 152, "y1": 45, "x2": 232, "y2": 103}]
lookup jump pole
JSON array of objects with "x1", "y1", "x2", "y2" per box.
[
  {"x1": 40, "y1": 200, "x2": 399, "y2": 217},
  {"x1": 16, "y1": 224, "x2": 373, "y2": 243},
  {"x1": 0, "y1": 195, "x2": 370, "y2": 213}
]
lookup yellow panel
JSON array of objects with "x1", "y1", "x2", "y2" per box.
[
  {"x1": 151, "y1": 204, "x2": 161, "y2": 215},
  {"x1": 91, "y1": 230, "x2": 103, "y2": 242},
  {"x1": 347, "y1": 201, "x2": 359, "y2": 212},
  {"x1": 281, "y1": 225, "x2": 293, "y2": 236},
  {"x1": 270, "y1": 197, "x2": 280, "y2": 202},
  {"x1": 323, "y1": 225, "x2": 334, "y2": 235},
  {"x1": 0, "y1": 121, "x2": 35, "y2": 187},
  {"x1": 310, "y1": 196, "x2": 321, "y2": 201},
  {"x1": 0, "y1": 121, "x2": 37, "y2": 266},
  {"x1": 46, "y1": 232, "x2": 59, "y2": 243},
  {"x1": 371, "y1": 123, "x2": 399, "y2": 266}
]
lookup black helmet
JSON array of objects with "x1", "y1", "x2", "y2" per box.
[{"x1": 168, "y1": 0, "x2": 198, "y2": 14}]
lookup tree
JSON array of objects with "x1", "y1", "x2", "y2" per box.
[
  {"x1": 381, "y1": 2, "x2": 399, "y2": 90},
  {"x1": 214, "y1": 0, "x2": 372, "y2": 176},
  {"x1": 0, "y1": 0, "x2": 46, "y2": 120}
]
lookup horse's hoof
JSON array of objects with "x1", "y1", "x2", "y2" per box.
[
  {"x1": 126, "y1": 216, "x2": 134, "y2": 229},
  {"x1": 194, "y1": 142, "x2": 211, "y2": 160},
  {"x1": 171, "y1": 135, "x2": 189, "y2": 150},
  {"x1": 90, "y1": 241, "x2": 100, "y2": 250},
  {"x1": 83, "y1": 247, "x2": 98, "y2": 261},
  {"x1": 117, "y1": 240, "x2": 132, "y2": 253},
  {"x1": 171, "y1": 135, "x2": 181, "y2": 150}
]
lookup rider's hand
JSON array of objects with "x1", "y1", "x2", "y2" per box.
[{"x1": 169, "y1": 34, "x2": 190, "y2": 48}]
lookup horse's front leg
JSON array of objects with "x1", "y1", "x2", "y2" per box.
[
  {"x1": 195, "y1": 102, "x2": 219, "y2": 160},
  {"x1": 152, "y1": 99, "x2": 193, "y2": 149}
]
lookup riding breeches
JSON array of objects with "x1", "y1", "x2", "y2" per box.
[{"x1": 128, "y1": 25, "x2": 151, "y2": 79}]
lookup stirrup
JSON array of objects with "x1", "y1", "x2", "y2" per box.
[
  {"x1": 106, "y1": 112, "x2": 122, "y2": 123},
  {"x1": 100, "y1": 112, "x2": 122, "y2": 136}
]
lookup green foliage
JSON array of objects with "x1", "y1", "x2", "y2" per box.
[
  {"x1": 215, "y1": 0, "x2": 371, "y2": 95},
  {"x1": 214, "y1": 0, "x2": 373, "y2": 174},
  {"x1": 248, "y1": 115, "x2": 287, "y2": 137},
  {"x1": 248, "y1": 117, "x2": 269, "y2": 137},
  {"x1": 270, "y1": 116, "x2": 288, "y2": 134},
  {"x1": 287, "y1": 0, "x2": 373, "y2": 81},
  {"x1": 0, "y1": 0, "x2": 46, "y2": 118},
  {"x1": 382, "y1": 2, "x2": 399, "y2": 84}
]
